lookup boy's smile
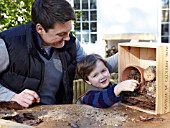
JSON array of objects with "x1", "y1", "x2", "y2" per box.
[{"x1": 87, "y1": 60, "x2": 110, "y2": 88}]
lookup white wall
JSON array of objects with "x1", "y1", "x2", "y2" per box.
[{"x1": 93, "y1": 0, "x2": 161, "y2": 57}]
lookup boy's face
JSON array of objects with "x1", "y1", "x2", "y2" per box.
[
  {"x1": 36, "y1": 20, "x2": 72, "y2": 48},
  {"x1": 86, "y1": 60, "x2": 110, "y2": 88}
]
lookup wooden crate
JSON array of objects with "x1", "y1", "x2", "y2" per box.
[
  {"x1": 103, "y1": 33, "x2": 155, "y2": 57},
  {"x1": 118, "y1": 42, "x2": 170, "y2": 114}
]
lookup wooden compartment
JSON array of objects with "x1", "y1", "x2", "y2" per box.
[{"x1": 118, "y1": 42, "x2": 170, "y2": 114}]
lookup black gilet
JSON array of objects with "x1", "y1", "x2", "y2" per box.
[{"x1": 0, "y1": 22, "x2": 77, "y2": 104}]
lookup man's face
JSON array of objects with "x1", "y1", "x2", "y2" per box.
[
  {"x1": 36, "y1": 20, "x2": 72, "y2": 48},
  {"x1": 87, "y1": 60, "x2": 111, "y2": 89}
]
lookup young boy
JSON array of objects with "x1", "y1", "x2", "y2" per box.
[{"x1": 76, "y1": 54, "x2": 139, "y2": 108}]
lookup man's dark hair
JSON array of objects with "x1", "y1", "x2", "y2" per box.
[
  {"x1": 31, "y1": 0, "x2": 76, "y2": 32},
  {"x1": 76, "y1": 54, "x2": 108, "y2": 81}
]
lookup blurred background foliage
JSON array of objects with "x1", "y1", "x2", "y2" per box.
[
  {"x1": 0, "y1": 0, "x2": 80, "y2": 33},
  {"x1": 0, "y1": 0, "x2": 34, "y2": 31}
]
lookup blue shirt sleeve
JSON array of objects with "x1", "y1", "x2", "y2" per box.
[{"x1": 82, "y1": 84, "x2": 122, "y2": 108}]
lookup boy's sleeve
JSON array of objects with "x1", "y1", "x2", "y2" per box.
[{"x1": 82, "y1": 84, "x2": 122, "y2": 108}]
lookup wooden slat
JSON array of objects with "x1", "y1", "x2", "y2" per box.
[
  {"x1": 73, "y1": 79, "x2": 87, "y2": 103},
  {"x1": 156, "y1": 45, "x2": 164, "y2": 114},
  {"x1": 73, "y1": 80, "x2": 77, "y2": 103}
]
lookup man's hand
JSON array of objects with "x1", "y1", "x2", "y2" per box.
[{"x1": 11, "y1": 89, "x2": 40, "y2": 108}]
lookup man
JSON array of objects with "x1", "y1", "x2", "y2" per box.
[{"x1": 0, "y1": 0, "x2": 118, "y2": 107}]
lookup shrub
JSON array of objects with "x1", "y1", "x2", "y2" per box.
[{"x1": 0, "y1": 0, "x2": 33, "y2": 31}]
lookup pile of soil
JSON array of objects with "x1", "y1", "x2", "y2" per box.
[{"x1": 25, "y1": 104, "x2": 128, "y2": 127}]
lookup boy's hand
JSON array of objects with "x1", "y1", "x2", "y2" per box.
[
  {"x1": 114, "y1": 80, "x2": 139, "y2": 96},
  {"x1": 11, "y1": 89, "x2": 40, "y2": 108}
]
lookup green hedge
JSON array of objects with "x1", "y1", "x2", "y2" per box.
[{"x1": 0, "y1": 0, "x2": 33, "y2": 31}]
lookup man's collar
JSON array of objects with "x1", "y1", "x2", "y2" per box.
[
  {"x1": 35, "y1": 30, "x2": 43, "y2": 48},
  {"x1": 34, "y1": 29, "x2": 54, "y2": 60}
]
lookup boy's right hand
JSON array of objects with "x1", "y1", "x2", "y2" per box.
[
  {"x1": 114, "y1": 80, "x2": 139, "y2": 96},
  {"x1": 11, "y1": 89, "x2": 40, "y2": 108}
]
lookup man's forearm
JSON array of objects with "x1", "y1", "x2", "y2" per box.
[{"x1": 106, "y1": 53, "x2": 118, "y2": 73}]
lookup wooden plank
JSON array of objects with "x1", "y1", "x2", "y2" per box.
[
  {"x1": 80, "y1": 80, "x2": 85, "y2": 95},
  {"x1": 140, "y1": 48, "x2": 156, "y2": 68},
  {"x1": 77, "y1": 80, "x2": 81, "y2": 98},
  {"x1": 156, "y1": 45, "x2": 164, "y2": 114},
  {"x1": 121, "y1": 103, "x2": 156, "y2": 115},
  {"x1": 73, "y1": 80, "x2": 77, "y2": 103},
  {"x1": 119, "y1": 42, "x2": 164, "y2": 48},
  {"x1": 161, "y1": 45, "x2": 170, "y2": 113}
]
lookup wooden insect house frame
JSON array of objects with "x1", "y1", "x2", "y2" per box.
[{"x1": 118, "y1": 42, "x2": 170, "y2": 114}]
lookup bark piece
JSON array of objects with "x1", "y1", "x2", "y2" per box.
[{"x1": 0, "y1": 101, "x2": 25, "y2": 110}]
